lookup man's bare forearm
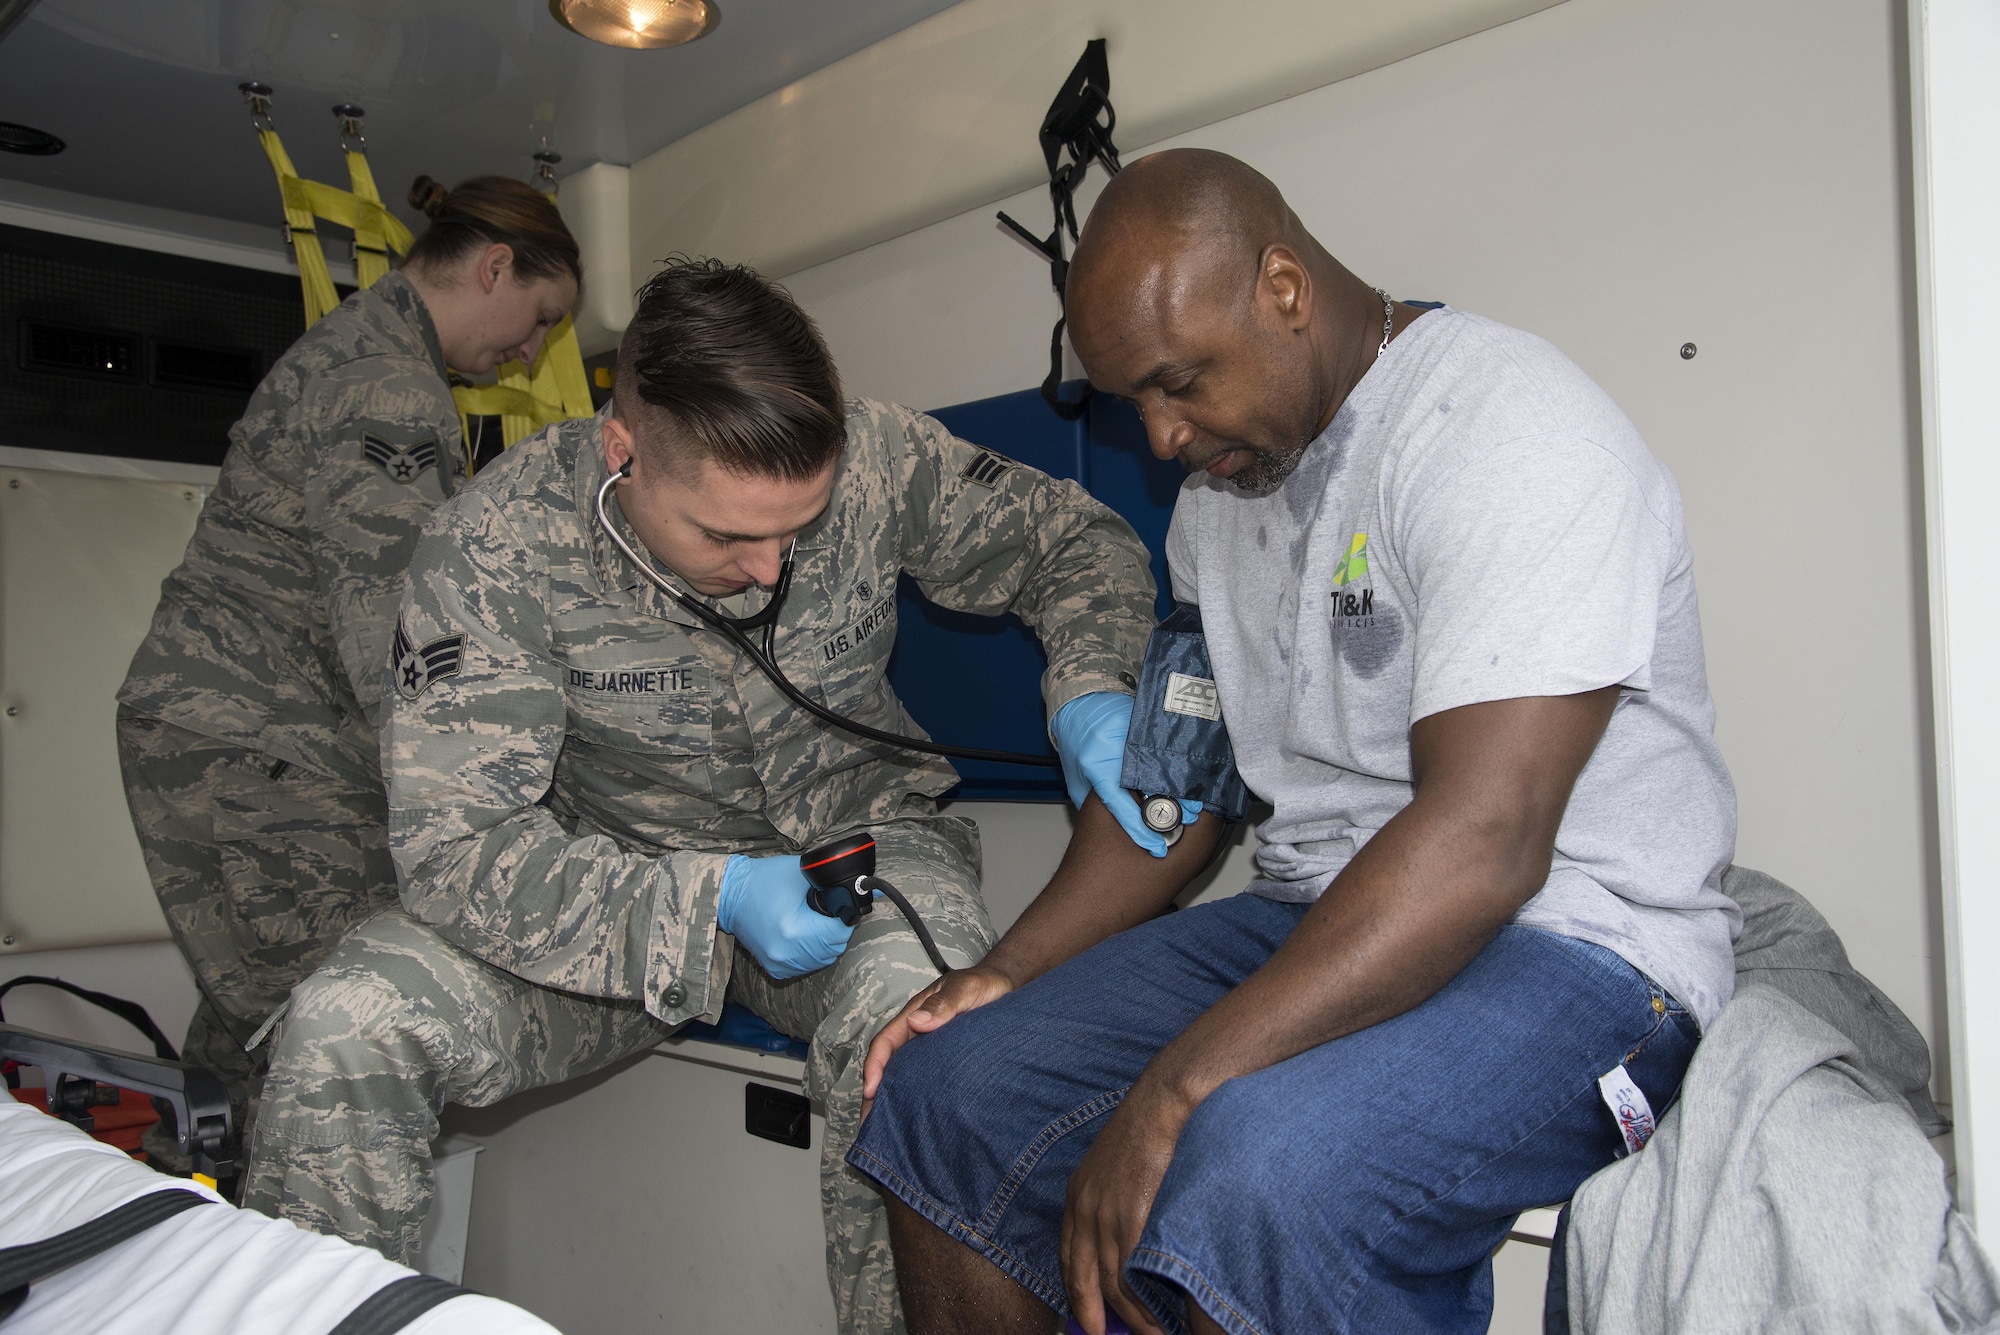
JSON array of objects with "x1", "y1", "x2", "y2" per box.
[
  {"x1": 1136, "y1": 790, "x2": 1540, "y2": 1115},
  {"x1": 980, "y1": 796, "x2": 1225, "y2": 990},
  {"x1": 1138, "y1": 688, "x2": 1620, "y2": 1116}
]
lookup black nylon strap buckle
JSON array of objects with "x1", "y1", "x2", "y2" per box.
[{"x1": 995, "y1": 38, "x2": 1123, "y2": 420}]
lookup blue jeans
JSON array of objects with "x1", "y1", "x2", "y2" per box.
[{"x1": 849, "y1": 893, "x2": 1698, "y2": 1335}]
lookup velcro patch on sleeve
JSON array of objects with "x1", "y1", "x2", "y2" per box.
[
  {"x1": 392, "y1": 620, "x2": 466, "y2": 701},
  {"x1": 960, "y1": 450, "x2": 1013, "y2": 488}
]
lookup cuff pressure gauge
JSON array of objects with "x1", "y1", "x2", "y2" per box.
[{"x1": 1139, "y1": 793, "x2": 1184, "y2": 847}]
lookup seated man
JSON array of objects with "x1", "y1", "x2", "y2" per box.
[
  {"x1": 851, "y1": 149, "x2": 1740, "y2": 1335},
  {"x1": 242, "y1": 257, "x2": 1160, "y2": 1335}
]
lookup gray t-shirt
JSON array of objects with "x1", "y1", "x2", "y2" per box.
[{"x1": 1164, "y1": 309, "x2": 1740, "y2": 1025}]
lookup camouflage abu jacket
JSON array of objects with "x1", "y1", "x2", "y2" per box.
[
  {"x1": 120, "y1": 272, "x2": 465, "y2": 790},
  {"x1": 384, "y1": 399, "x2": 1155, "y2": 1025}
]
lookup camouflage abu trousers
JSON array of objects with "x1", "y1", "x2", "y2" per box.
[
  {"x1": 242, "y1": 814, "x2": 994, "y2": 1335},
  {"x1": 114, "y1": 708, "x2": 400, "y2": 1173}
]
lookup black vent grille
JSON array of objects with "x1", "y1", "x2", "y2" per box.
[
  {"x1": 0, "y1": 223, "x2": 312, "y2": 467},
  {"x1": 152, "y1": 340, "x2": 262, "y2": 394},
  {"x1": 19, "y1": 322, "x2": 139, "y2": 379}
]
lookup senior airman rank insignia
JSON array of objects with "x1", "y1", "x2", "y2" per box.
[
  {"x1": 961, "y1": 450, "x2": 1012, "y2": 487},
  {"x1": 393, "y1": 621, "x2": 465, "y2": 700},
  {"x1": 364, "y1": 433, "x2": 439, "y2": 484}
]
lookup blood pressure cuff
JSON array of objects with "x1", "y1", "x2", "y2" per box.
[{"x1": 1119, "y1": 604, "x2": 1249, "y2": 823}]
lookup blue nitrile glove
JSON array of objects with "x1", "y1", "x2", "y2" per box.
[
  {"x1": 1051, "y1": 692, "x2": 1202, "y2": 859},
  {"x1": 717, "y1": 854, "x2": 854, "y2": 979}
]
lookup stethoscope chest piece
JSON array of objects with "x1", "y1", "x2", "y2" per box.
[{"x1": 1139, "y1": 793, "x2": 1185, "y2": 847}]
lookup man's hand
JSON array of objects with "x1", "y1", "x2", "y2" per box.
[
  {"x1": 1061, "y1": 1078, "x2": 1192, "y2": 1335},
  {"x1": 717, "y1": 853, "x2": 856, "y2": 979},
  {"x1": 1051, "y1": 693, "x2": 1201, "y2": 858},
  {"x1": 859, "y1": 796, "x2": 1224, "y2": 1125},
  {"x1": 861, "y1": 964, "x2": 1016, "y2": 1122}
]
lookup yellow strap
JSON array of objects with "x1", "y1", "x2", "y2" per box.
[
  {"x1": 253, "y1": 125, "x2": 418, "y2": 327},
  {"x1": 535, "y1": 315, "x2": 595, "y2": 421},
  {"x1": 256, "y1": 129, "x2": 340, "y2": 326},
  {"x1": 497, "y1": 358, "x2": 537, "y2": 449},
  {"x1": 249, "y1": 115, "x2": 594, "y2": 463},
  {"x1": 339, "y1": 148, "x2": 413, "y2": 289}
]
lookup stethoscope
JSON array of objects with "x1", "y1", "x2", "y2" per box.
[{"x1": 594, "y1": 462, "x2": 1061, "y2": 771}]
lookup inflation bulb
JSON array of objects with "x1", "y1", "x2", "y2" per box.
[{"x1": 800, "y1": 834, "x2": 953, "y2": 976}]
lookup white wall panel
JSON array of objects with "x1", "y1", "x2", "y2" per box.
[
  {"x1": 626, "y1": 0, "x2": 1569, "y2": 279},
  {"x1": 0, "y1": 942, "x2": 199, "y2": 1057},
  {"x1": 0, "y1": 466, "x2": 200, "y2": 951},
  {"x1": 561, "y1": 162, "x2": 634, "y2": 356},
  {"x1": 787, "y1": 0, "x2": 1942, "y2": 1096},
  {"x1": 454, "y1": 1048, "x2": 835, "y2": 1333}
]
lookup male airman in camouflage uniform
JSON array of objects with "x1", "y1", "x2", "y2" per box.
[
  {"x1": 117, "y1": 271, "x2": 467, "y2": 1170},
  {"x1": 243, "y1": 259, "x2": 1157, "y2": 1333}
]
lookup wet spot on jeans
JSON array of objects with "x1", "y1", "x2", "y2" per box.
[
  {"x1": 1336, "y1": 604, "x2": 1404, "y2": 679},
  {"x1": 1256, "y1": 525, "x2": 1268, "y2": 549}
]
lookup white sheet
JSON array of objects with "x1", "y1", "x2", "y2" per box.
[{"x1": 0, "y1": 1099, "x2": 560, "y2": 1334}]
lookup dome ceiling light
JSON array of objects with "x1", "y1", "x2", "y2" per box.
[
  {"x1": 548, "y1": 0, "x2": 720, "y2": 50},
  {"x1": 0, "y1": 120, "x2": 63, "y2": 155}
]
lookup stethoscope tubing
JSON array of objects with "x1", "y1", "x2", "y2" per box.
[{"x1": 594, "y1": 467, "x2": 1062, "y2": 771}]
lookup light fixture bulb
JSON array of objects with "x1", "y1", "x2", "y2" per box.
[{"x1": 548, "y1": 0, "x2": 719, "y2": 49}]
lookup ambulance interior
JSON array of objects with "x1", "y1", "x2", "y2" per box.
[{"x1": 0, "y1": 0, "x2": 1993, "y2": 1330}]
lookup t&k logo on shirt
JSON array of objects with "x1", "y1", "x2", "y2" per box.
[{"x1": 1330, "y1": 532, "x2": 1378, "y2": 627}]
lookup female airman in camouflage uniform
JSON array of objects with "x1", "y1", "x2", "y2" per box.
[{"x1": 116, "y1": 175, "x2": 581, "y2": 1176}]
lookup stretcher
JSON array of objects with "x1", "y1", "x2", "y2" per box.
[{"x1": 0, "y1": 1082, "x2": 559, "y2": 1333}]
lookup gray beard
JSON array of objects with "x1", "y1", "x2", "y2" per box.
[
  {"x1": 1231, "y1": 357, "x2": 1328, "y2": 494},
  {"x1": 1229, "y1": 438, "x2": 1311, "y2": 493}
]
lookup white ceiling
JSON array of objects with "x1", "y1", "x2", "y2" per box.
[{"x1": 0, "y1": 0, "x2": 965, "y2": 231}]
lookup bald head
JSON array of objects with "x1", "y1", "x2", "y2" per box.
[
  {"x1": 1069, "y1": 149, "x2": 1303, "y2": 331},
  {"x1": 1063, "y1": 149, "x2": 1382, "y2": 491}
]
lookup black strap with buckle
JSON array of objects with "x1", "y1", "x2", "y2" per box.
[{"x1": 996, "y1": 39, "x2": 1124, "y2": 420}]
